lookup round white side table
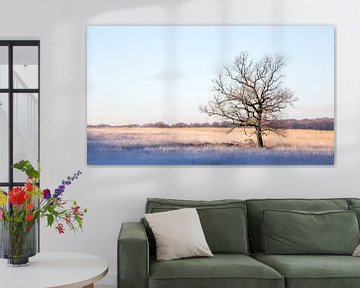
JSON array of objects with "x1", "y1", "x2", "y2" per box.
[{"x1": 0, "y1": 252, "x2": 108, "y2": 288}]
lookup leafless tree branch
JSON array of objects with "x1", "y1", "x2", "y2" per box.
[{"x1": 200, "y1": 52, "x2": 297, "y2": 147}]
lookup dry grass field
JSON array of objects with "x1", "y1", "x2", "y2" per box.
[{"x1": 87, "y1": 127, "x2": 334, "y2": 165}]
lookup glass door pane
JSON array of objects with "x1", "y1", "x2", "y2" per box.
[
  {"x1": 13, "y1": 46, "x2": 38, "y2": 89},
  {"x1": 13, "y1": 93, "x2": 39, "y2": 182},
  {"x1": 0, "y1": 93, "x2": 8, "y2": 182},
  {"x1": 0, "y1": 46, "x2": 8, "y2": 89}
]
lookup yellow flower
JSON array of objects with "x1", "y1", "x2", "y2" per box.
[{"x1": 0, "y1": 190, "x2": 7, "y2": 206}]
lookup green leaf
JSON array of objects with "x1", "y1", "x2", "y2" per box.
[
  {"x1": 12, "y1": 160, "x2": 40, "y2": 180},
  {"x1": 47, "y1": 214, "x2": 54, "y2": 227},
  {"x1": 75, "y1": 216, "x2": 83, "y2": 230},
  {"x1": 47, "y1": 206, "x2": 60, "y2": 217}
]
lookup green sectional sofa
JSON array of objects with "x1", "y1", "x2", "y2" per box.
[{"x1": 118, "y1": 198, "x2": 360, "y2": 288}]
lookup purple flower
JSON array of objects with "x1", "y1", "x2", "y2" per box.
[
  {"x1": 54, "y1": 170, "x2": 82, "y2": 199},
  {"x1": 54, "y1": 189, "x2": 63, "y2": 198},
  {"x1": 43, "y1": 189, "x2": 51, "y2": 200}
]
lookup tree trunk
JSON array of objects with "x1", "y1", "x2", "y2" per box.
[{"x1": 255, "y1": 126, "x2": 264, "y2": 148}]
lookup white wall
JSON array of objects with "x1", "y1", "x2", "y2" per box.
[{"x1": 1, "y1": 0, "x2": 360, "y2": 285}]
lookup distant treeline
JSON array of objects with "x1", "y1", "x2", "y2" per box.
[
  {"x1": 88, "y1": 117, "x2": 334, "y2": 131},
  {"x1": 277, "y1": 118, "x2": 334, "y2": 130}
]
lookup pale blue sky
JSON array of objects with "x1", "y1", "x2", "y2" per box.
[{"x1": 87, "y1": 26, "x2": 334, "y2": 125}]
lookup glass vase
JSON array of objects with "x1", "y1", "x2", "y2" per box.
[{"x1": 0, "y1": 220, "x2": 37, "y2": 266}]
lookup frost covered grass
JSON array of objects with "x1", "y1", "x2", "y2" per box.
[{"x1": 87, "y1": 127, "x2": 334, "y2": 165}]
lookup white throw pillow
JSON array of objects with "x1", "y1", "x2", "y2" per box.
[
  {"x1": 353, "y1": 244, "x2": 360, "y2": 256},
  {"x1": 145, "y1": 208, "x2": 213, "y2": 261}
]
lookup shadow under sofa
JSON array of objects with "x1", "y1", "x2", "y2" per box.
[{"x1": 118, "y1": 198, "x2": 360, "y2": 288}]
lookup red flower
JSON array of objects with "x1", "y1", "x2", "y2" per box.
[
  {"x1": 24, "y1": 193, "x2": 31, "y2": 201},
  {"x1": 25, "y1": 182, "x2": 33, "y2": 192},
  {"x1": 9, "y1": 187, "x2": 26, "y2": 205},
  {"x1": 65, "y1": 214, "x2": 71, "y2": 225},
  {"x1": 26, "y1": 214, "x2": 33, "y2": 221},
  {"x1": 56, "y1": 223, "x2": 65, "y2": 234},
  {"x1": 26, "y1": 203, "x2": 34, "y2": 210},
  {"x1": 72, "y1": 205, "x2": 80, "y2": 215}
]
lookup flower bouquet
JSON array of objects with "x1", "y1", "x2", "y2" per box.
[{"x1": 0, "y1": 160, "x2": 87, "y2": 266}]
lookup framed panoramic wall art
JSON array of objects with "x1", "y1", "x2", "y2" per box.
[{"x1": 87, "y1": 26, "x2": 334, "y2": 165}]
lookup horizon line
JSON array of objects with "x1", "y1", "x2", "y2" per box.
[{"x1": 87, "y1": 116, "x2": 334, "y2": 126}]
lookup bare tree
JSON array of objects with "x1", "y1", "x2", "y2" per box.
[{"x1": 200, "y1": 52, "x2": 297, "y2": 148}]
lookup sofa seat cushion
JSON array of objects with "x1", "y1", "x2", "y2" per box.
[
  {"x1": 252, "y1": 252, "x2": 360, "y2": 288},
  {"x1": 149, "y1": 254, "x2": 284, "y2": 288}
]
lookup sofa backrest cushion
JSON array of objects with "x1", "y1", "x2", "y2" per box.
[
  {"x1": 246, "y1": 198, "x2": 349, "y2": 252},
  {"x1": 348, "y1": 198, "x2": 360, "y2": 207},
  {"x1": 261, "y1": 209, "x2": 359, "y2": 255},
  {"x1": 145, "y1": 198, "x2": 249, "y2": 254}
]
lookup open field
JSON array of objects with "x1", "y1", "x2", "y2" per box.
[{"x1": 87, "y1": 127, "x2": 334, "y2": 165}]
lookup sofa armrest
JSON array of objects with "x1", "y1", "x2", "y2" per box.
[{"x1": 118, "y1": 222, "x2": 149, "y2": 288}]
